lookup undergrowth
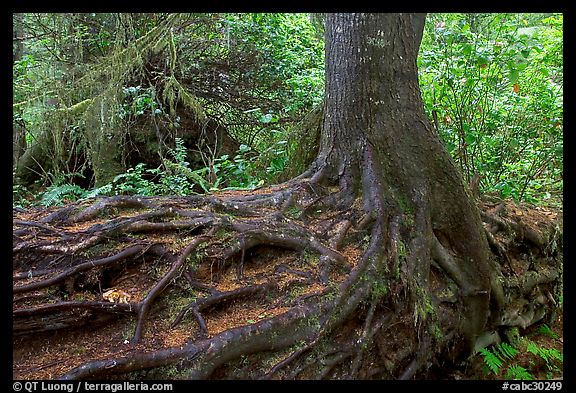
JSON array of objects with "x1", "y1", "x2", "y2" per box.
[
  {"x1": 479, "y1": 323, "x2": 563, "y2": 380},
  {"x1": 14, "y1": 138, "x2": 279, "y2": 208}
]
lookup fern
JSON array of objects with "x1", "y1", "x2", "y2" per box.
[
  {"x1": 41, "y1": 183, "x2": 85, "y2": 206},
  {"x1": 505, "y1": 365, "x2": 535, "y2": 380},
  {"x1": 526, "y1": 341, "x2": 563, "y2": 364},
  {"x1": 159, "y1": 137, "x2": 212, "y2": 195},
  {"x1": 498, "y1": 342, "x2": 519, "y2": 359},
  {"x1": 480, "y1": 347, "x2": 504, "y2": 375},
  {"x1": 537, "y1": 324, "x2": 559, "y2": 340},
  {"x1": 162, "y1": 160, "x2": 208, "y2": 194},
  {"x1": 80, "y1": 184, "x2": 113, "y2": 200},
  {"x1": 481, "y1": 342, "x2": 519, "y2": 375}
]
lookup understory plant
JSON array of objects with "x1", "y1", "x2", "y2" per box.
[{"x1": 479, "y1": 324, "x2": 563, "y2": 380}]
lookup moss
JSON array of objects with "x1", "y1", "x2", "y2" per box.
[
  {"x1": 122, "y1": 320, "x2": 137, "y2": 342},
  {"x1": 71, "y1": 346, "x2": 87, "y2": 356},
  {"x1": 504, "y1": 327, "x2": 521, "y2": 346},
  {"x1": 397, "y1": 240, "x2": 407, "y2": 259},
  {"x1": 431, "y1": 323, "x2": 444, "y2": 341},
  {"x1": 436, "y1": 281, "x2": 458, "y2": 302},
  {"x1": 79, "y1": 240, "x2": 121, "y2": 258},
  {"x1": 215, "y1": 227, "x2": 233, "y2": 238},
  {"x1": 20, "y1": 15, "x2": 187, "y2": 189},
  {"x1": 285, "y1": 206, "x2": 302, "y2": 220},
  {"x1": 370, "y1": 279, "x2": 389, "y2": 301},
  {"x1": 144, "y1": 363, "x2": 190, "y2": 379},
  {"x1": 302, "y1": 250, "x2": 320, "y2": 266},
  {"x1": 163, "y1": 76, "x2": 206, "y2": 122},
  {"x1": 301, "y1": 315, "x2": 321, "y2": 331},
  {"x1": 397, "y1": 194, "x2": 414, "y2": 215},
  {"x1": 57, "y1": 98, "x2": 93, "y2": 115},
  {"x1": 414, "y1": 286, "x2": 437, "y2": 324}
]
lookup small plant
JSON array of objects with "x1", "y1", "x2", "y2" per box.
[
  {"x1": 13, "y1": 184, "x2": 32, "y2": 208},
  {"x1": 119, "y1": 85, "x2": 161, "y2": 119},
  {"x1": 505, "y1": 365, "x2": 534, "y2": 380},
  {"x1": 525, "y1": 340, "x2": 563, "y2": 373},
  {"x1": 40, "y1": 183, "x2": 86, "y2": 206},
  {"x1": 537, "y1": 324, "x2": 559, "y2": 340},
  {"x1": 160, "y1": 138, "x2": 209, "y2": 195},
  {"x1": 212, "y1": 144, "x2": 263, "y2": 190},
  {"x1": 112, "y1": 163, "x2": 160, "y2": 196},
  {"x1": 480, "y1": 342, "x2": 519, "y2": 375},
  {"x1": 479, "y1": 323, "x2": 563, "y2": 380}
]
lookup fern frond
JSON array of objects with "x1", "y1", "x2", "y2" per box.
[
  {"x1": 41, "y1": 184, "x2": 85, "y2": 207},
  {"x1": 498, "y1": 342, "x2": 519, "y2": 360},
  {"x1": 537, "y1": 324, "x2": 559, "y2": 339},
  {"x1": 81, "y1": 184, "x2": 113, "y2": 200},
  {"x1": 505, "y1": 365, "x2": 535, "y2": 380},
  {"x1": 526, "y1": 341, "x2": 563, "y2": 364},
  {"x1": 480, "y1": 347, "x2": 503, "y2": 375}
]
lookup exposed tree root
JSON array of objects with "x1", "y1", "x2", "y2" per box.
[{"x1": 13, "y1": 181, "x2": 562, "y2": 380}]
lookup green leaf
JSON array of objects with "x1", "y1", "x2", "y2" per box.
[
  {"x1": 480, "y1": 347, "x2": 503, "y2": 375},
  {"x1": 509, "y1": 69, "x2": 520, "y2": 84},
  {"x1": 462, "y1": 43, "x2": 473, "y2": 56},
  {"x1": 259, "y1": 113, "x2": 273, "y2": 123},
  {"x1": 497, "y1": 342, "x2": 518, "y2": 360},
  {"x1": 476, "y1": 56, "x2": 489, "y2": 67},
  {"x1": 505, "y1": 365, "x2": 534, "y2": 380}
]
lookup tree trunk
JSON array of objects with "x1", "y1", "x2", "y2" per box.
[
  {"x1": 13, "y1": 13, "x2": 562, "y2": 380},
  {"x1": 312, "y1": 12, "x2": 494, "y2": 358}
]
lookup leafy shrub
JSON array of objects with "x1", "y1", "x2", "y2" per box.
[
  {"x1": 112, "y1": 163, "x2": 160, "y2": 196},
  {"x1": 213, "y1": 144, "x2": 263, "y2": 189},
  {"x1": 13, "y1": 184, "x2": 32, "y2": 208},
  {"x1": 419, "y1": 13, "x2": 563, "y2": 205}
]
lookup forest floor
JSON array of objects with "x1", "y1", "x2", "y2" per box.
[{"x1": 12, "y1": 191, "x2": 563, "y2": 380}]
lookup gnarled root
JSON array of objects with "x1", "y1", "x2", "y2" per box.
[{"x1": 13, "y1": 181, "x2": 562, "y2": 380}]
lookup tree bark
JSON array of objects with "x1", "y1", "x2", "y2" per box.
[{"x1": 308, "y1": 11, "x2": 494, "y2": 365}]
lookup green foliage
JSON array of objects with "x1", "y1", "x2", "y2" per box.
[
  {"x1": 536, "y1": 324, "x2": 559, "y2": 340},
  {"x1": 119, "y1": 85, "x2": 161, "y2": 119},
  {"x1": 480, "y1": 342, "x2": 520, "y2": 375},
  {"x1": 526, "y1": 340, "x2": 563, "y2": 365},
  {"x1": 13, "y1": 184, "x2": 33, "y2": 208},
  {"x1": 112, "y1": 164, "x2": 160, "y2": 196},
  {"x1": 81, "y1": 184, "x2": 114, "y2": 199},
  {"x1": 505, "y1": 365, "x2": 534, "y2": 380},
  {"x1": 419, "y1": 13, "x2": 563, "y2": 205},
  {"x1": 14, "y1": 13, "x2": 561, "y2": 211},
  {"x1": 40, "y1": 184, "x2": 87, "y2": 207},
  {"x1": 480, "y1": 346, "x2": 504, "y2": 375},
  {"x1": 223, "y1": 13, "x2": 325, "y2": 113},
  {"x1": 479, "y1": 323, "x2": 563, "y2": 379},
  {"x1": 160, "y1": 138, "x2": 209, "y2": 194}
]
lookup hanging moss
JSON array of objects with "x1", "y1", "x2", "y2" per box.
[
  {"x1": 162, "y1": 76, "x2": 206, "y2": 123},
  {"x1": 15, "y1": 14, "x2": 194, "y2": 188}
]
